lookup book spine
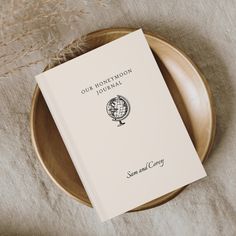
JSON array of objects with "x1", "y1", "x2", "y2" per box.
[{"x1": 36, "y1": 75, "x2": 108, "y2": 221}]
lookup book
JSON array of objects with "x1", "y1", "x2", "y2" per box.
[{"x1": 36, "y1": 29, "x2": 206, "y2": 221}]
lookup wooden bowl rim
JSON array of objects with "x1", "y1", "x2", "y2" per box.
[{"x1": 30, "y1": 27, "x2": 216, "y2": 211}]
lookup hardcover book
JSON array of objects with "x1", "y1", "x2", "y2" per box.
[{"x1": 36, "y1": 29, "x2": 206, "y2": 221}]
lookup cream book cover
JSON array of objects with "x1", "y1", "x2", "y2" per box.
[{"x1": 36, "y1": 29, "x2": 206, "y2": 221}]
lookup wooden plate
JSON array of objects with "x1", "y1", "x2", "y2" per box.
[{"x1": 30, "y1": 28, "x2": 216, "y2": 211}]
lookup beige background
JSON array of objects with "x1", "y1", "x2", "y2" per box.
[{"x1": 0, "y1": 0, "x2": 235, "y2": 235}]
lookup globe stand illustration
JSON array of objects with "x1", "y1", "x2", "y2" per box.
[
  {"x1": 106, "y1": 95, "x2": 130, "y2": 127},
  {"x1": 116, "y1": 120, "x2": 125, "y2": 127}
]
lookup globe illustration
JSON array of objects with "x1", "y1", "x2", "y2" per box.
[{"x1": 106, "y1": 95, "x2": 130, "y2": 126}]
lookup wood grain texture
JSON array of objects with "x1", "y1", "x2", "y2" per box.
[
  {"x1": 30, "y1": 28, "x2": 215, "y2": 211},
  {"x1": 0, "y1": 0, "x2": 235, "y2": 235}
]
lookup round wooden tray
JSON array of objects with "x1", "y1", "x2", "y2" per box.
[{"x1": 30, "y1": 28, "x2": 216, "y2": 211}]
